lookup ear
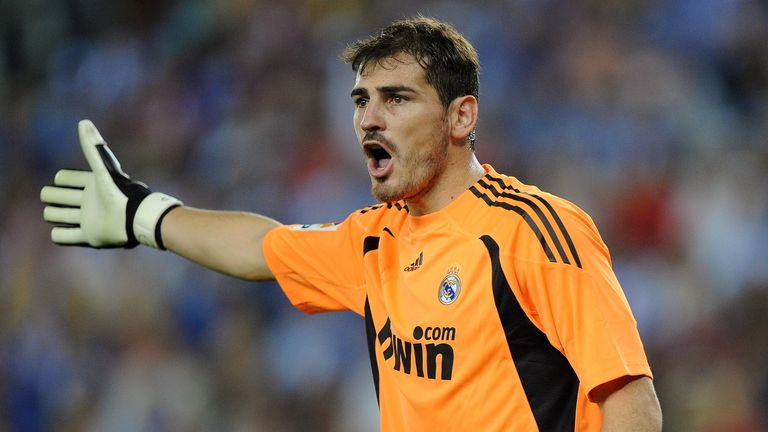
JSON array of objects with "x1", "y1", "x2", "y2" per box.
[{"x1": 448, "y1": 95, "x2": 478, "y2": 145}]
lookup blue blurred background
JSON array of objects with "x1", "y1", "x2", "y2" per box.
[{"x1": 1, "y1": 0, "x2": 767, "y2": 430}]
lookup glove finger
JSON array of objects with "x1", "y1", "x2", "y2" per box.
[
  {"x1": 51, "y1": 226, "x2": 86, "y2": 245},
  {"x1": 40, "y1": 185, "x2": 83, "y2": 206},
  {"x1": 44, "y1": 206, "x2": 81, "y2": 224},
  {"x1": 54, "y1": 169, "x2": 91, "y2": 188}
]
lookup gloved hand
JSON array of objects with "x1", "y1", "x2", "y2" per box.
[{"x1": 40, "y1": 120, "x2": 182, "y2": 249}]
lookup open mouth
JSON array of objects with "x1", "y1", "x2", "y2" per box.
[
  {"x1": 368, "y1": 144, "x2": 391, "y2": 169},
  {"x1": 364, "y1": 142, "x2": 393, "y2": 178}
]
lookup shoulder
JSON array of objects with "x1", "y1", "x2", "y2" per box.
[
  {"x1": 355, "y1": 201, "x2": 410, "y2": 216},
  {"x1": 472, "y1": 171, "x2": 604, "y2": 269},
  {"x1": 345, "y1": 200, "x2": 410, "y2": 235},
  {"x1": 267, "y1": 200, "x2": 410, "y2": 259}
]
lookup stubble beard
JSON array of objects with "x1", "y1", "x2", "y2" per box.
[{"x1": 370, "y1": 130, "x2": 450, "y2": 204}]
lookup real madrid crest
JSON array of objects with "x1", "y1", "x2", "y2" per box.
[{"x1": 438, "y1": 265, "x2": 462, "y2": 305}]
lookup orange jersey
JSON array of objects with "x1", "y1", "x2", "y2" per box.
[{"x1": 263, "y1": 165, "x2": 652, "y2": 431}]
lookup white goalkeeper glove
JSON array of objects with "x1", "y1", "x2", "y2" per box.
[{"x1": 40, "y1": 120, "x2": 182, "y2": 249}]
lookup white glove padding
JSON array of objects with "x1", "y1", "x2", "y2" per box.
[{"x1": 40, "y1": 120, "x2": 182, "y2": 249}]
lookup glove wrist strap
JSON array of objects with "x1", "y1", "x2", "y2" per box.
[{"x1": 133, "y1": 192, "x2": 182, "y2": 249}]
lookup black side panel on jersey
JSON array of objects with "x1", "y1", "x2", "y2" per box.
[
  {"x1": 480, "y1": 235, "x2": 579, "y2": 432},
  {"x1": 363, "y1": 236, "x2": 381, "y2": 405},
  {"x1": 363, "y1": 236, "x2": 380, "y2": 255},
  {"x1": 364, "y1": 298, "x2": 381, "y2": 406}
]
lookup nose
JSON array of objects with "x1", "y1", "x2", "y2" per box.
[{"x1": 359, "y1": 102, "x2": 384, "y2": 133}]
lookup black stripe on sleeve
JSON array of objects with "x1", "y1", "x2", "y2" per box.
[
  {"x1": 528, "y1": 194, "x2": 583, "y2": 268},
  {"x1": 485, "y1": 174, "x2": 582, "y2": 269},
  {"x1": 480, "y1": 235, "x2": 579, "y2": 432},
  {"x1": 364, "y1": 297, "x2": 381, "y2": 406},
  {"x1": 485, "y1": 173, "x2": 516, "y2": 191},
  {"x1": 478, "y1": 179, "x2": 571, "y2": 265},
  {"x1": 470, "y1": 186, "x2": 558, "y2": 264}
]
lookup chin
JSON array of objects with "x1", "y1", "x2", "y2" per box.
[
  {"x1": 371, "y1": 189, "x2": 394, "y2": 203},
  {"x1": 371, "y1": 184, "x2": 404, "y2": 203},
  {"x1": 372, "y1": 182, "x2": 421, "y2": 204}
]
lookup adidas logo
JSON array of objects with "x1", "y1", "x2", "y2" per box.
[{"x1": 404, "y1": 252, "x2": 424, "y2": 272}]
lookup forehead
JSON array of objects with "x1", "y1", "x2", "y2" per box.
[{"x1": 353, "y1": 54, "x2": 429, "y2": 88}]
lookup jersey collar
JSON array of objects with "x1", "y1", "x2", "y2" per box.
[{"x1": 405, "y1": 164, "x2": 496, "y2": 234}]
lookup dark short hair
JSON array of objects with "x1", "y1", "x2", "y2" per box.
[{"x1": 342, "y1": 16, "x2": 480, "y2": 108}]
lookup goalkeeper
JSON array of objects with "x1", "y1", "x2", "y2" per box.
[{"x1": 41, "y1": 17, "x2": 661, "y2": 431}]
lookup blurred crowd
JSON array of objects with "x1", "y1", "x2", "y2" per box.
[{"x1": 1, "y1": 0, "x2": 767, "y2": 430}]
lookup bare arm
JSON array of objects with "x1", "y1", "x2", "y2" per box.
[
  {"x1": 161, "y1": 206, "x2": 282, "y2": 281},
  {"x1": 596, "y1": 376, "x2": 662, "y2": 432}
]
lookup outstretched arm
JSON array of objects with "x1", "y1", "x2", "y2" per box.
[
  {"x1": 161, "y1": 207, "x2": 280, "y2": 281},
  {"x1": 41, "y1": 120, "x2": 281, "y2": 281},
  {"x1": 596, "y1": 376, "x2": 662, "y2": 432}
]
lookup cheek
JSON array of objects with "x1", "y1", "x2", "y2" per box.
[
  {"x1": 408, "y1": 113, "x2": 447, "y2": 144},
  {"x1": 352, "y1": 112, "x2": 363, "y2": 137}
]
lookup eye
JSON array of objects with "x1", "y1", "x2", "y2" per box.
[
  {"x1": 353, "y1": 97, "x2": 368, "y2": 108},
  {"x1": 391, "y1": 95, "x2": 405, "y2": 104}
]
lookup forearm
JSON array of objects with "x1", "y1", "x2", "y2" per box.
[
  {"x1": 599, "y1": 376, "x2": 662, "y2": 432},
  {"x1": 161, "y1": 206, "x2": 282, "y2": 281}
]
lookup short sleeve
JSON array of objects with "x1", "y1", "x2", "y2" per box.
[
  {"x1": 510, "y1": 198, "x2": 653, "y2": 401},
  {"x1": 263, "y1": 214, "x2": 369, "y2": 316}
]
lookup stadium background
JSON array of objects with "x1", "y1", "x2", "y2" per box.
[{"x1": 1, "y1": 0, "x2": 767, "y2": 430}]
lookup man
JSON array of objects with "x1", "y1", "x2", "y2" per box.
[{"x1": 41, "y1": 17, "x2": 662, "y2": 431}]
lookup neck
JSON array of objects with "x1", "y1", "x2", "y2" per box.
[{"x1": 405, "y1": 155, "x2": 485, "y2": 216}]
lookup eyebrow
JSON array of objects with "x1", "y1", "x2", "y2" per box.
[
  {"x1": 350, "y1": 88, "x2": 368, "y2": 98},
  {"x1": 350, "y1": 85, "x2": 418, "y2": 98}
]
